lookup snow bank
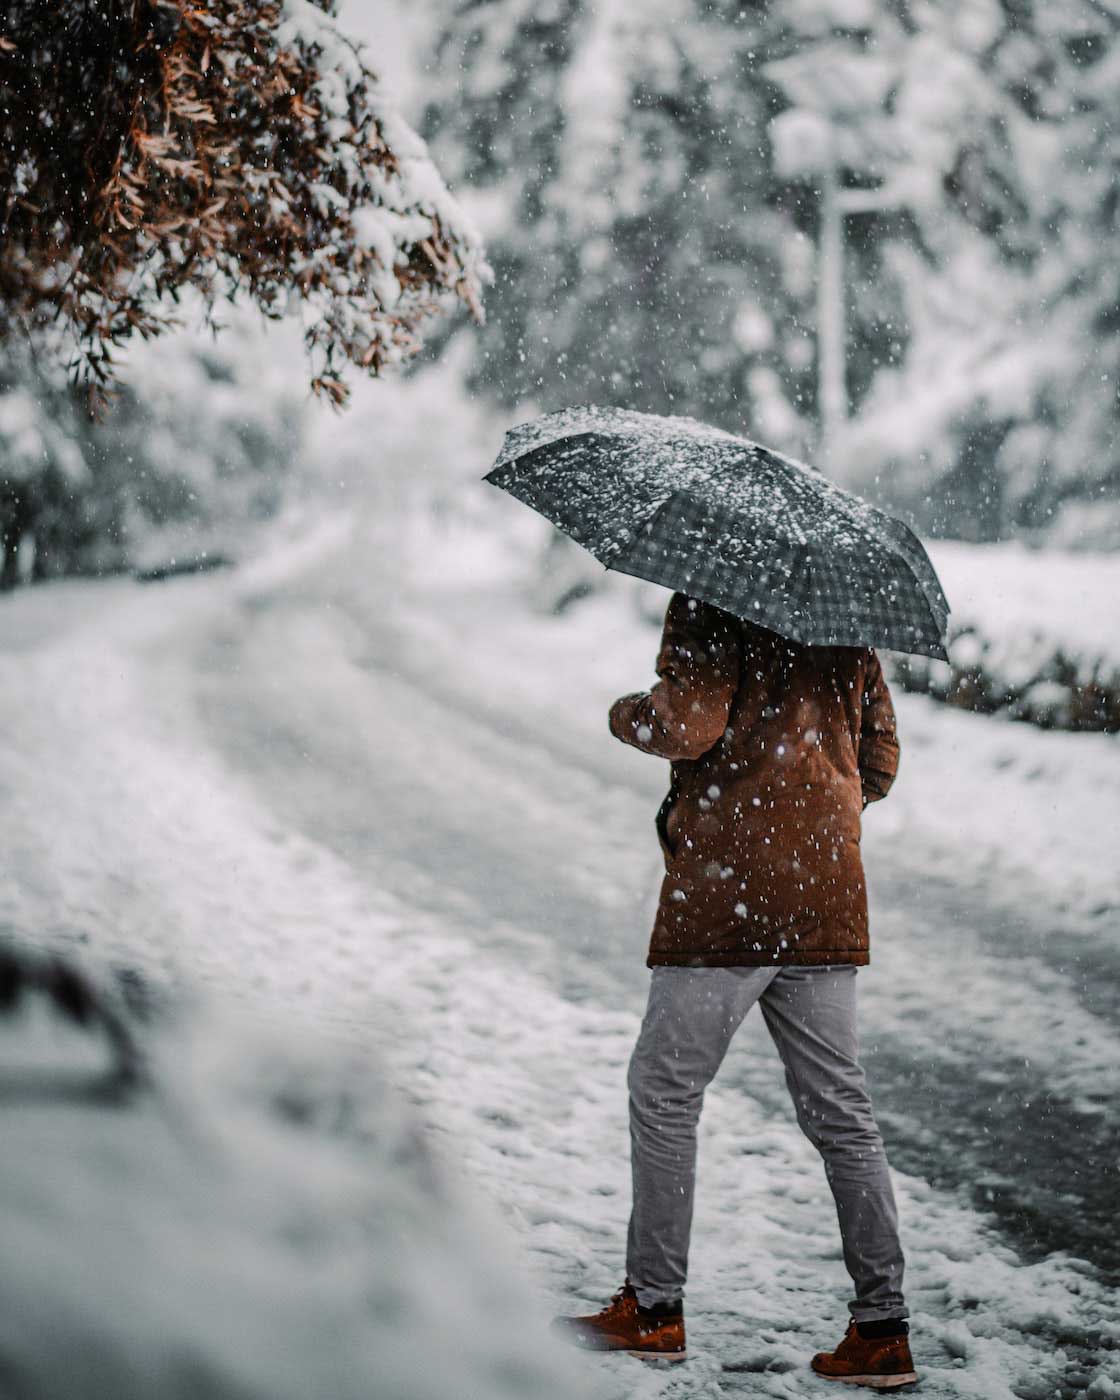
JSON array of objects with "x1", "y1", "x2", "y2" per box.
[
  {"x1": 929, "y1": 540, "x2": 1120, "y2": 679},
  {"x1": 892, "y1": 542, "x2": 1120, "y2": 731}
]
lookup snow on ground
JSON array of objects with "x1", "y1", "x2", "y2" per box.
[
  {"x1": 1, "y1": 499, "x2": 1118, "y2": 1399},
  {"x1": 0, "y1": 567, "x2": 590, "y2": 1400},
  {"x1": 871, "y1": 689, "x2": 1119, "y2": 924}
]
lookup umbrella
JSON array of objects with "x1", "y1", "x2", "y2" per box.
[{"x1": 485, "y1": 405, "x2": 950, "y2": 661}]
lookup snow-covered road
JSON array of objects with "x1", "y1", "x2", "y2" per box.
[{"x1": 2, "y1": 522, "x2": 1118, "y2": 1399}]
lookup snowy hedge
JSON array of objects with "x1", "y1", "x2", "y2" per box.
[{"x1": 888, "y1": 543, "x2": 1120, "y2": 733}]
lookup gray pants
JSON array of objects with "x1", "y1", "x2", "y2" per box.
[{"x1": 626, "y1": 965, "x2": 907, "y2": 1322}]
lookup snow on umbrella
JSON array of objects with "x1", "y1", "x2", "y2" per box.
[{"x1": 485, "y1": 405, "x2": 950, "y2": 661}]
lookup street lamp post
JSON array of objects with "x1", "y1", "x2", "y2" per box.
[
  {"x1": 766, "y1": 47, "x2": 910, "y2": 468},
  {"x1": 817, "y1": 172, "x2": 908, "y2": 464},
  {"x1": 817, "y1": 161, "x2": 847, "y2": 465}
]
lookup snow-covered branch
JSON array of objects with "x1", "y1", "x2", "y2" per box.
[{"x1": 0, "y1": 0, "x2": 488, "y2": 406}]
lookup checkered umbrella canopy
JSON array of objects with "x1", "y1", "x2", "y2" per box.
[{"x1": 486, "y1": 405, "x2": 950, "y2": 660}]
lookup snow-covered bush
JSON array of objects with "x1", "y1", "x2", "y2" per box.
[
  {"x1": 0, "y1": 357, "x2": 107, "y2": 588},
  {"x1": 888, "y1": 543, "x2": 1120, "y2": 733}
]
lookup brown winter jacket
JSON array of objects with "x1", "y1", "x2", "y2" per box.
[{"x1": 609, "y1": 593, "x2": 899, "y2": 967}]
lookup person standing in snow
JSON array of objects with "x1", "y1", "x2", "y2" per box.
[{"x1": 553, "y1": 592, "x2": 917, "y2": 1389}]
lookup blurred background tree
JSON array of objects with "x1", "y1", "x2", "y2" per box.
[
  {"x1": 421, "y1": 0, "x2": 1120, "y2": 546},
  {"x1": 422, "y1": 0, "x2": 814, "y2": 450}
]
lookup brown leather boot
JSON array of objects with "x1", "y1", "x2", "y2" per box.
[
  {"x1": 551, "y1": 1283, "x2": 687, "y2": 1362},
  {"x1": 810, "y1": 1319, "x2": 918, "y2": 1389}
]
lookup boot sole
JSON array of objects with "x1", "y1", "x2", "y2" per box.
[
  {"x1": 815, "y1": 1373, "x2": 919, "y2": 1389},
  {"x1": 627, "y1": 1349, "x2": 689, "y2": 1363}
]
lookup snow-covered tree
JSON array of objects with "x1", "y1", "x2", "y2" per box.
[
  {"x1": 0, "y1": 0, "x2": 494, "y2": 588},
  {"x1": 0, "y1": 0, "x2": 487, "y2": 405},
  {"x1": 761, "y1": 0, "x2": 1120, "y2": 542}
]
